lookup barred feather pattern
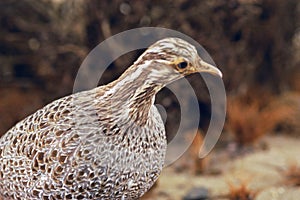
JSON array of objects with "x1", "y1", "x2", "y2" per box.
[
  {"x1": 0, "y1": 86, "x2": 166, "y2": 199},
  {"x1": 0, "y1": 37, "x2": 214, "y2": 199}
]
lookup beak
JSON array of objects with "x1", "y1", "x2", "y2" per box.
[{"x1": 198, "y1": 60, "x2": 223, "y2": 78}]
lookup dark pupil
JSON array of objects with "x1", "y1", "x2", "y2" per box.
[{"x1": 178, "y1": 61, "x2": 188, "y2": 69}]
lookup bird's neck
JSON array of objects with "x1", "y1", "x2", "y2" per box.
[{"x1": 104, "y1": 61, "x2": 164, "y2": 125}]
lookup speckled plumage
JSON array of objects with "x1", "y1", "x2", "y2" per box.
[{"x1": 0, "y1": 38, "x2": 222, "y2": 199}]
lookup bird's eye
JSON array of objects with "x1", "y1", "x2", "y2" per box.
[{"x1": 177, "y1": 61, "x2": 188, "y2": 69}]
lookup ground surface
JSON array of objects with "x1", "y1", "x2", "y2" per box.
[{"x1": 141, "y1": 135, "x2": 300, "y2": 200}]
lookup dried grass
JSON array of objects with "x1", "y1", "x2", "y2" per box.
[
  {"x1": 226, "y1": 91, "x2": 298, "y2": 146},
  {"x1": 187, "y1": 131, "x2": 208, "y2": 175},
  {"x1": 284, "y1": 163, "x2": 300, "y2": 186},
  {"x1": 227, "y1": 181, "x2": 257, "y2": 200},
  {"x1": 173, "y1": 130, "x2": 209, "y2": 175}
]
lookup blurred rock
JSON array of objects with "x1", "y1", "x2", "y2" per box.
[{"x1": 183, "y1": 187, "x2": 210, "y2": 200}]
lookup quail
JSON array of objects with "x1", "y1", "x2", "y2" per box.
[{"x1": 0, "y1": 38, "x2": 222, "y2": 199}]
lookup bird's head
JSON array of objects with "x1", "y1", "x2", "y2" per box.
[
  {"x1": 134, "y1": 37, "x2": 222, "y2": 83},
  {"x1": 108, "y1": 38, "x2": 223, "y2": 124}
]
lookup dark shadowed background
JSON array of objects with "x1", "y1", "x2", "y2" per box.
[{"x1": 0, "y1": 0, "x2": 299, "y2": 138}]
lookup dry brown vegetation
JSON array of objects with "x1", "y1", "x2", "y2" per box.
[
  {"x1": 185, "y1": 130, "x2": 208, "y2": 175},
  {"x1": 284, "y1": 163, "x2": 300, "y2": 187},
  {"x1": 227, "y1": 180, "x2": 257, "y2": 200},
  {"x1": 226, "y1": 91, "x2": 299, "y2": 146},
  {"x1": 173, "y1": 130, "x2": 210, "y2": 175}
]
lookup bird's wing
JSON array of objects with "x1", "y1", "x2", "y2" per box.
[{"x1": 0, "y1": 87, "x2": 111, "y2": 196}]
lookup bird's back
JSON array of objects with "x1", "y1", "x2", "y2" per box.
[{"x1": 0, "y1": 87, "x2": 166, "y2": 199}]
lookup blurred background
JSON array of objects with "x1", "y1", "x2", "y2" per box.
[{"x1": 0, "y1": 0, "x2": 299, "y2": 199}]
